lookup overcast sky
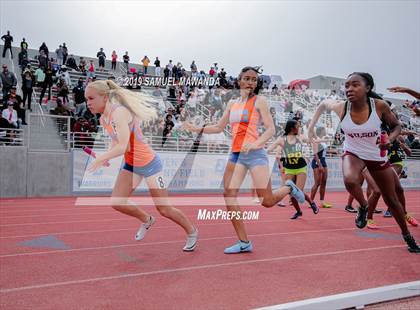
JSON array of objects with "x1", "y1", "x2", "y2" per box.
[{"x1": 1, "y1": 0, "x2": 419, "y2": 97}]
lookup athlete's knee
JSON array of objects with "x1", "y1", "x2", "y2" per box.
[
  {"x1": 261, "y1": 197, "x2": 274, "y2": 208},
  {"x1": 110, "y1": 196, "x2": 128, "y2": 209},
  {"x1": 223, "y1": 188, "x2": 237, "y2": 198},
  {"x1": 156, "y1": 205, "x2": 171, "y2": 218}
]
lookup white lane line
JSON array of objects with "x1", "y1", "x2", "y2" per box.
[
  {"x1": 0, "y1": 245, "x2": 406, "y2": 294},
  {"x1": 0, "y1": 225, "x2": 400, "y2": 258}
]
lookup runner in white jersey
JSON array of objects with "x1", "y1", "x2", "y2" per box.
[{"x1": 308, "y1": 72, "x2": 419, "y2": 254}]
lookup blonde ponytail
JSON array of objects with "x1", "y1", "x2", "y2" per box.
[{"x1": 88, "y1": 79, "x2": 157, "y2": 122}]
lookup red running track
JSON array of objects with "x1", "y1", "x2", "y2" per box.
[{"x1": 0, "y1": 191, "x2": 419, "y2": 309}]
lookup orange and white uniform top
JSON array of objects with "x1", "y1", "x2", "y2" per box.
[
  {"x1": 229, "y1": 95, "x2": 261, "y2": 152},
  {"x1": 100, "y1": 104, "x2": 156, "y2": 167}
]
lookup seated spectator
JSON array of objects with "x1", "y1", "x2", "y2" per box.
[
  {"x1": 52, "y1": 98, "x2": 70, "y2": 116},
  {"x1": 87, "y1": 60, "x2": 95, "y2": 78},
  {"x1": 162, "y1": 114, "x2": 175, "y2": 147},
  {"x1": 79, "y1": 57, "x2": 87, "y2": 73},
  {"x1": 66, "y1": 54, "x2": 78, "y2": 71},
  {"x1": 2, "y1": 101, "x2": 19, "y2": 128},
  {"x1": 73, "y1": 77, "x2": 86, "y2": 116},
  {"x1": 8, "y1": 86, "x2": 26, "y2": 125},
  {"x1": 72, "y1": 116, "x2": 96, "y2": 148}
]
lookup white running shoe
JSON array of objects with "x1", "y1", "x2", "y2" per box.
[
  {"x1": 135, "y1": 216, "x2": 155, "y2": 241},
  {"x1": 183, "y1": 227, "x2": 198, "y2": 252}
]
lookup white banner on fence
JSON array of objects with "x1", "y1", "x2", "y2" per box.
[{"x1": 72, "y1": 150, "x2": 420, "y2": 192}]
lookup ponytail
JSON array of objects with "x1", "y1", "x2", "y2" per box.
[{"x1": 87, "y1": 80, "x2": 157, "y2": 122}]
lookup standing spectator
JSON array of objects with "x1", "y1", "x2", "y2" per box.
[
  {"x1": 87, "y1": 59, "x2": 95, "y2": 78},
  {"x1": 123, "y1": 51, "x2": 130, "y2": 73},
  {"x1": 34, "y1": 65, "x2": 46, "y2": 86},
  {"x1": 190, "y1": 61, "x2": 197, "y2": 75},
  {"x1": 52, "y1": 98, "x2": 71, "y2": 116},
  {"x1": 111, "y1": 51, "x2": 117, "y2": 71},
  {"x1": 57, "y1": 78, "x2": 69, "y2": 105},
  {"x1": 62, "y1": 43, "x2": 68, "y2": 65},
  {"x1": 18, "y1": 49, "x2": 29, "y2": 73},
  {"x1": 9, "y1": 86, "x2": 26, "y2": 125},
  {"x1": 59, "y1": 65, "x2": 72, "y2": 88},
  {"x1": 66, "y1": 54, "x2": 78, "y2": 71},
  {"x1": 167, "y1": 60, "x2": 173, "y2": 77},
  {"x1": 55, "y1": 45, "x2": 64, "y2": 65},
  {"x1": 162, "y1": 114, "x2": 175, "y2": 147},
  {"x1": 38, "y1": 42, "x2": 49, "y2": 58},
  {"x1": 20, "y1": 38, "x2": 28, "y2": 51},
  {"x1": 96, "y1": 48, "x2": 106, "y2": 71},
  {"x1": 209, "y1": 66, "x2": 215, "y2": 77},
  {"x1": 0, "y1": 65, "x2": 17, "y2": 100},
  {"x1": 172, "y1": 64, "x2": 178, "y2": 81},
  {"x1": 164, "y1": 65, "x2": 170, "y2": 78},
  {"x1": 72, "y1": 77, "x2": 86, "y2": 116},
  {"x1": 142, "y1": 55, "x2": 150, "y2": 74},
  {"x1": 154, "y1": 57, "x2": 161, "y2": 76},
  {"x1": 1, "y1": 31, "x2": 13, "y2": 58},
  {"x1": 38, "y1": 50, "x2": 48, "y2": 69},
  {"x1": 2, "y1": 101, "x2": 19, "y2": 128},
  {"x1": 21, "y1": 70, "x2": 35, "y2": 112},
  {"x1": 79, "y1": 56, "x2": 87, "y2": 73},
  {"x1": 39, "y1": 63, "x2": 54, "y2": 104}
]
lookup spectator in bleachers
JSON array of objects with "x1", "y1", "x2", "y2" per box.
[
  {"x1": 167, "y1": 60, "x2": 173, "y2": 76},
  {"x1": 39, "y1": 62, "x2": 54, "y2": 104},
  {"x1": 87, "y1": 59, "x2": 95, "y2": 78},
  {"x1": 39, "y1": 42, "x2": 49, "y2": 58},
  {"x1": 96, "y1": 48, "x2": 106, "y2": 71},
  {"x1": 271, "y1": 84, "x2": 278, "y2": 94},
  {"x1": 162, "y1": 114, "x2": 175, "y2": 147},
  {"x1": 18, "y1": 49, "x2": 28, "y2": 72},
  {"x1": 21, "y1": 70, "x2": 34, "y2": 112},
  {"x1": 209, "y1": 66, "x2": 215, "y2": 77},
  {"x1": 190, "y1": 61, "x2": 197, "y2": 75},
  {"x1": 79, "y1": 56, "x2": 87, "y2": 73},
  {"x1": 154, "y1": 57, "x2": 161, "y2": 76},
  {"x1": 9, "y1": 86, "x2": 26, "y2": 125},
  {"x1": 59, "y1": 65, "x2": 72, "y2": 87},
  {"x1": 73, "y1": 77, "x2": 86, "y2": 116},
  {"x1": 62, "y1": 43, "x2": 68, "y2": 65},
  {"x1": 1, "y1": 31, "x2": 13, "y2": 58},
  {"x1": 51, "y1": 58, "x2": 60, "y2": 74},
  {"x1": 123, "y1": 51, "x2": 130, "y2": 73},
  {"x1": 163, "y1": 65, "x2": 170, "y2": 78},
  {"x1": 111, "y1": 51, "x2": 117, "y2": 71},
  {"x1": 57, "y1": 78, "x2": 70, "y2": 105},
  {"x1": 38, "y1": 50, "x2": 48, "y2": 69},
  {"x1": 72, "y1": 116, "x2": 96, "y2": 148},
  {"x1": 66, "y1": 54, "x2": 78, "y2": 71},
  {"x1": 0, "y1": 64, "x2": 17, "y2": 101},
  {"x1": 2, "y1": 101, "x2": 19, "y2": 128},
  {"x1": 172, "y1": 63, "x2": 178, "y2": 81},
  {"x1": 56, "y1": 45, "x2": 65, "y2": 65},
  {"x1": 20, "y1": 38, "x2": 28, "y2": 51},
  {"x1": 34, "y1": 65, "x2": 45, "y2": 86},
  {"x1": 142, "y1": 55, "x2": 150, "y2": 74}
]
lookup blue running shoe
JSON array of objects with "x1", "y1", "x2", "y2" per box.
[
  {"x1": 285, "y1": 180, "x2": 305, "y2": 204},
  {"x1": 384, "y1": 210, "x2": 392, "y2": 218},
  {"x1": 224, "y1": 240, "x2": 253, "y2": 254}
]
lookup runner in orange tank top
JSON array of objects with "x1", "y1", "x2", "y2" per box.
[
  {"x1": 85, "y1": 79, "x2": 198, "y2": 252},
  {"x1": 184, "y1": 66, "x2": 305, "y2": 254}
]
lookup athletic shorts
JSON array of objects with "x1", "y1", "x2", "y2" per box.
[
  {"x1": 99, "y1": 59, "x2": 105, "y2": 67},
  {"x1": 342, "y1": 151, "x2": 390, "y2": 171},
  {"x1": 123, "y1": 155, "x2": 163, "y2": 177},
  {"x1": 311, "y1": 157, "x2": 327, "y2": 169},
  {"x1": 229, "y1": 149, "x2": 268, "y2": 169},
  {"x1": 284, "y1": 166, "x2": 307, "y2": 176}
]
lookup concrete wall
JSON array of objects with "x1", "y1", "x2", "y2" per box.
[
  {"x1": 0, "y1": 147, "x2": 71, "y2": 198},
  {"x1": 0, "y1": 146, "x2": 27, "y2": 198}
]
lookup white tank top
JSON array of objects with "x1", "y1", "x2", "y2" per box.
[{"x1": 340, "y1": 98, "x2": 386, "y2": 161}]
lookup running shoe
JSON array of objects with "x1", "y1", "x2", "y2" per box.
[
  {"x1": 224, "y1": 240, "x2": 253, "y2": 254},
  {"x1": 345, "y1": 205, "x2": 358, "y2": 213},
  {"x1": 285, "y1": 180, "x2": 305, "y2": 204},
  {"x1": 310, "y1": 202, "x2": 319, "y2": 214},
  {"x1": 355, "y1": 206, "x2": 368, "y2": 229},
  {"x1": 406, "y1": 214, "x2": 418, "y2": 227},
  {"x1": 290, "y1": 211, "x2": 303, "y2": 220},
  {"x1": 383, "y1": 210, "x2": 392, "y2": 218},
  {"x1": 373, "y1": 208, "x2": 383, "y2": 214},
  {"x1": 322, "y1": 202, "x2": 332, "y2": 208},
  {"x1": 403, "y1": 234, "x2": 420, "y2": 254},
  {"x1": 277, "y1": 202, "x2": 286, "y2": 207},
  {"x1": 183, "y1": 227, "x2": 198, "y2": 251},
  {"x1": 367, "y1": 219, "x2": 378, "y2": 230},
  {"x1": 400, "y1": 170, "x2": 408, "y2": 179},
  {"x1": 135, "y1": 216, "x2": 155, "y2": 241}
]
